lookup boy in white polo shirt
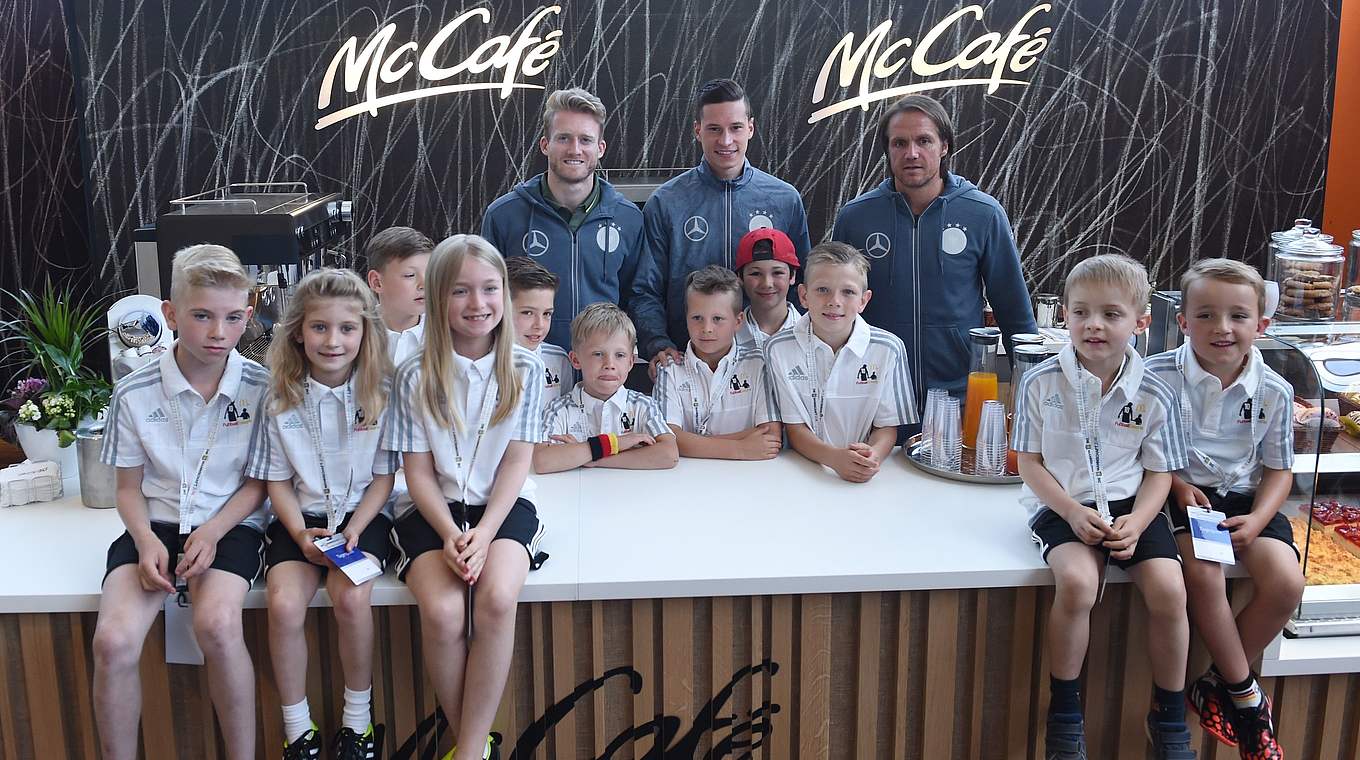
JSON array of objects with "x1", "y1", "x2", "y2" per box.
[
  {"x1": 763, "y1": 242, "x2": 915, "y2": 482},
  {"x1": 653, "y1": 265, "x2": 782, "y2": 460},
  {"x1": 735, "y1": 227, "x2": 801, "y2": 350},
  {"x1": 93, "y1": 244, "x2": 270, "y2": 760},
  {"x1": 506, "y1": 255, "x2": 574, "y2": 410},
  {"x1": 364, "y1": 225, "x2": 433, "y2": 365},
  {"x1": 1011, "y1": 254, "x2": 1194, "y2": 760},
  {"x1": 535, "y1": 303, "x2": 678, "y2": 473},
  {"x1": 1145, "y1": 259, "x2": 1300, "y2": 758}
]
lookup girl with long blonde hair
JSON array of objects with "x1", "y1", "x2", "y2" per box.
[
  {"x1": 247, "y1": 268, "x2": 396, "y2": 758},
  {"x1": 381, "y1": 234, "x2": 547, "y2": 760}
]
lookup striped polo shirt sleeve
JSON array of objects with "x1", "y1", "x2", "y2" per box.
[
  {"x1": 511, "y1": 348, "x2": 547, "y2": 443},
  {"x1": 638, "y1": 394, "x2": 673, "y2": 437},
  {"x1": 1139, "y1": 375, "x2": 1189, "y2": 473},
  {"x1": 652, "y1": 363, "x2": 685, "y2": 427},
  {"x1": 1010, "y1": 362, "x2": 1053, "y2": 454},
  {"x1": 1260, "y1": 372, "x2": 1295, "y2": 470},
  {"x1": 763, "y1": 333, "x2": 808, "y2": 425},
  {"x1": 382, "y1": 358, "x2": 430, "y2": 453},
  {"x1": 245, "y1": 400, "x2": 294, "y2": 481},
  {"x1": 100, "y1": 368, "x2": 157, "y2": 468}
]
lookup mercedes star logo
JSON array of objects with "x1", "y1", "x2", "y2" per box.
[
  {"x1": 684, "y1": 216, "x2": 709, "y2": 242},
  {"x1": 865, "y1": 232, "x2": 891, "y2": 259},
  {"x1": 523, "y1": 229, "x2": 550, "y2": 257}
]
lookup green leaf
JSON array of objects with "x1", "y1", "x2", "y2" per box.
[{"x1": 57, "y1": 429, "x2": 76, "y2": 447}]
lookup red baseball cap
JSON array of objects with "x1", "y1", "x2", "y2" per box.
[{"x1": 734, "y1": 228, "x2": 800, "y2": 272}]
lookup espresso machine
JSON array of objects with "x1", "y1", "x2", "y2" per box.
[{"x1": 137, "y1": 182, "x2": 353, "y2": 363}]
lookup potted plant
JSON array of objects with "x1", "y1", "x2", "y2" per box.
[{"x1": 0, "y1": 284, "x2": 112, "y2": 471}]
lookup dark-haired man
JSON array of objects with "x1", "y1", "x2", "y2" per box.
[
  {"x1": 832, "y1": 94, "x2": 1035, "y2": 401},
  {"x1": 631, "y1": 78, "x2": 812, "y2": 378}
]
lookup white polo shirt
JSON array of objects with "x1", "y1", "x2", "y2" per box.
[
  {"x1": 543, "y1": 384, "x2": 672, "y2": 440},
  {"x1": 653, "y1": 341, "x2": 776, "y2": 435},
  {"x1": 100, "y1": 346, "x2": 270, "y2": 532},
  {"x1": 382, "y1": 345, "x2": 544, "y2": 520},
  {"x1": 538, "y1": 342, "x2": 574, "y2": 412},
  {"x1": 1012, "y1": 344, "x2": 1188, "y2": 525},
  {"x1": 387, "y1": 317, "x2": 425, "y2": 367},
  {"x1": 1144, "y1": 343, "x2": 1293, "y2": 493},
  {"x1": 737, "y1": 303, "x2": 800, "y2": 351},
  {"x1": 245, "y1": 376, "x2": 399, "y2": 525},
  {"x1": 762, "y1": 313, "x2": 916, "y2": 448}
]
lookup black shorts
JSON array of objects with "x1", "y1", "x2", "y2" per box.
[
  {"x1": 1165, "y1": 487, "x2": 1300, "y2": 561},
  {"x1": 1031, "y1": 495, "x2": 1181, "y2": 569},
  {"x1": 104, "y1": 521, "x2": 265, "y2": 585},
  {"x1": 265, "y1": 512, "x2": 393, "y2": 572},
  {"x1": 390, "y1": 498, "x2": 547, "y2": 581}
]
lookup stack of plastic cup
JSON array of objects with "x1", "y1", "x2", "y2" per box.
[
  {"x1": 920, "y1": 388, "x2": 950, "y2": 464},
  {"x1": 930, "y1": 396, "x2": 962, "y2": 472},
  {"x1": 974, "y1": 400, "x2": 1008, "y2": 476}
]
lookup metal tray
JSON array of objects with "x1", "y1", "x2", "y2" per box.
[{"x1": 901, "y1": 433, "x2": 1022, "y2": 485}]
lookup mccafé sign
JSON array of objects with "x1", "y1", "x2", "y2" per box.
[
  {"x1": 809, "y1": 4, "x2": 1053, "y2": 123},
  {"x1": 314, "y1": 5, "x2": 563, "y2": 130}
]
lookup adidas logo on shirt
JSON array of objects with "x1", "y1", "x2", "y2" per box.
[
  {"x1": 787, "y1": 366, "x2": 809, "y2": 382},
  {"x1": 1043, "y1": 394, "x2": 1064, "y2": 410},
  {"x1": 281, "y1": 416, "x2": 304, "y2": 431},
  {"x1": 145, "y1": 408, "x2": 168, "y2": 423}
]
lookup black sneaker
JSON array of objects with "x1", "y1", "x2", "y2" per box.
[
  {"x1": 1145, "y1": 711, "x2": 1197, "y2": 759},
  {"x1": 333, "y1": 724, "x2": 377, "y2": 760},
  {"x1": 1230, "y1": 696, "x2": 1283, "y2": 760},
  {"x1": 1045, "y1": 713, "x2": 1087, "y2": 760},
  {"x1": 283, "y1": 725, "x2": 322, "y2": 760}
]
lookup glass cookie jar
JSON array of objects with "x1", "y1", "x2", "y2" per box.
[{"x1": 1275, "y1": 230, "x2": 1344, "y2": 322}]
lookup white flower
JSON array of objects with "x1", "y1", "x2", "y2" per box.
[{"x1": 17, "y1": 400, "x2": 41, "y2": 423}]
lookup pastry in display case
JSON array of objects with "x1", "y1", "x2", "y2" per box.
[{"x1": 1266, "y1": 324, "x2": 1360, "y2": 635}]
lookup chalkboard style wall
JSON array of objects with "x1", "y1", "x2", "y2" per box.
[{"x1": 11, "y1": 1, "x2": 1345, "y2": 299}]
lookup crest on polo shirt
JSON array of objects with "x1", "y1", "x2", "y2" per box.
[
  {"x1": 544, "y1": 366, "x2": 560, "y2": 389},
  {"x1": 1114, "y1": 402, "x2": 1145, "y2": 430},
  {"x1": 619, "y1": 411, "x2": 635, "y2": 432},
  {"x1": 145, "y1": 407, "x2": 168, "y2": 424},
  {"x1": 1239, "y1": 398, "x2": 1265, "y2": 423},
  {"x1": 354, "y1": 406, "x2": 376, "y2": 431},
  {"x1": 855, "y1": 364, "x2": 880, "y2": 384},
  {"x1": 224, "y1": 399, "x2": 252, "y2": 426},
  {"x1": 728, "y1": 374, "x2": 751, "y2": 394}
]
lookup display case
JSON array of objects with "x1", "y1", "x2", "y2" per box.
[{"x1": 1265, "y1": 324, "x2": 1360, "y2": 636}]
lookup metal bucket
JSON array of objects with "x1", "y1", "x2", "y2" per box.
[{"x1": 77, "y1": 426, "x2": 116, "y2": 508}]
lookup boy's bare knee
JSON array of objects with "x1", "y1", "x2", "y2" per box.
[{"x1": 93, "y1": 622, "x2": 145, "y2": 670}]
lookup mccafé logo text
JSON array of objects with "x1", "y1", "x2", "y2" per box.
[
  {"x1": 809, "y1": 4, "x2": 1052, "y2": 124},
  {"x1": 314, "y1": 5, "x2": 563, "y2": 130}
]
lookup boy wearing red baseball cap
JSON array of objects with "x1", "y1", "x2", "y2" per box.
[{"x1": 734, "y1": 227, "x2": 801, "y2": 350}]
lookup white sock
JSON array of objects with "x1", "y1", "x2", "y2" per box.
[
  {"x1": 281, "y1": 698, "x2": 312, "y2": 744},
  {"x1": 343, "y1": 686, "x2": 371, "y2": 733}
]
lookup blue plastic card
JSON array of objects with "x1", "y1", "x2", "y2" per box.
[
  {"x1": 313, "y1": 534, "x2": 383, "y2": 584},
  {"x1": 1188, "y1": 506, "x2": 1236, "y2": 565}
]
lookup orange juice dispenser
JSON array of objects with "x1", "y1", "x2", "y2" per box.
[{"x1": 963, "y1": 327, "x2": 1001, "y2": 447}]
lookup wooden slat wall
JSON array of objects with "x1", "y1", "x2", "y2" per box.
[{"x1": 3, "y1": 587, "x2": 1358, "y2": 760}]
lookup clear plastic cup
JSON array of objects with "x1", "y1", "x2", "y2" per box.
[
  {"x1": 920, "y1": 388, "x2": 950, "y2": 464},
  {"x1": 974, "y1": 400, "x2": 1008, "y2": 476},
  {"x1": 931, "y1": 397, "x2": 962, "y2": 472}
]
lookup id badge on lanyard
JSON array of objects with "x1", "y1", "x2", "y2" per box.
[
  {"x1": 1175, "y1": 347, "x2": 1262, "y2": 497},
  {"x1": 303, "y1": 381, "x2": 356, "y2": 533},
  {"x1": 1071, "y1": 377, "x2": 1113, "y2": 526},
  {"x1": 170, "y1": 396, "x2": 226, "y2": 536}
]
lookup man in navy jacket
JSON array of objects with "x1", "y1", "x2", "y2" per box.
[
  {"x1": 832, "y1": 94, "x2": 1036, "y2": 402},
  {"x1": 631, "y1": 79, "x2": 812, "y2": 377},
  {"x1": 482, "y1": 88, "x2": 645, "y2": 349}
]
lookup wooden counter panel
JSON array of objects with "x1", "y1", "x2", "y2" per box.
[{"x1": 2, "y1": 587, "x2": 1356, "y2": 759}]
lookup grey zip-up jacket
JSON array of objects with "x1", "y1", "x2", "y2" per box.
[{"x1": 630, "y1": 160, "x2": 811, "y2": 358}]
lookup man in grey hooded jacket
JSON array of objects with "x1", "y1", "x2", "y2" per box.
[
  {"x1": 630, "y1": 79, "x2": 812, "y2": 378},
  {"x1": 832, "y1": 94, "x2": 1036, "y2": 403}
]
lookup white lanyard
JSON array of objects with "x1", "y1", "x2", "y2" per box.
[
  {"x1": 1070, "y1": 366, "x2": 1116, "y2": 525},
  {"x1": 1175, "y1": 348, "x2": 1263, "y2": 497},
  {"x1": 169, "y1": 395, "x2": 227, "y2": 535},
  {"x1": 802, "y1": 320, "x2": 828, "y2": 439},
  {"x1": 302, "y1": 380, "x2": 356, "y2": 533},
  {"x1": 687, "y1": 356, "x2": 737, "y2": 436},
  {"x1": 451, "y1": 372, "x2": 499, "y2": 508}
]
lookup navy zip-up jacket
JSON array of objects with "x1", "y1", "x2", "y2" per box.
[
  {"x1": 481, "y1": 175, "x2": 644, "y2": 349},
  {"x1": 630, "y1": 160, "x2": 812, "y2": 358},
  {"x1": 831, "y1": 174, "x2": 1036, "y2": 401}
]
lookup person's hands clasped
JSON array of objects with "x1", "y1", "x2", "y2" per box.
[
  {"x1": 454, "y1": 527, "x2": 493, "y2": 584},
  {"x1": 1065, "y1": 508, "x2": 1117, "y2": 547},
  {"x1": 133, "y1": 533, "x2": 176, "y2": 593},
  {"x1": 1103, "y1": 513, "x2": 1147, "y2": 560},
  {"x1": 831, "y1": 445, "x2": 878, "y2": 482}
]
